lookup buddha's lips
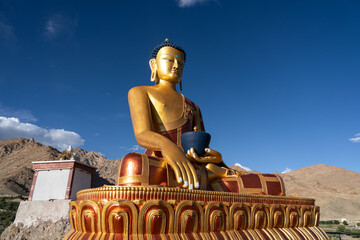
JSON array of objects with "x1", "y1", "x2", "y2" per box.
[{"x1": 171, "y1": 70, "x2": 178, "y2": 73}]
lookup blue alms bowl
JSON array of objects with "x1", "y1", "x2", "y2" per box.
[{"x1": 181, "y1": 131, "x2": 211, "y2": 156}]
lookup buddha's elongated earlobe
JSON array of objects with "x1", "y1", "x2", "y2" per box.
[
  {"x1": 151, "y1": 71, "x2": 157, "y2": 82},
  {"x1": 150, "y1": 71, "x2": 159, "y2": 84},
  {"x1": 149, "y1": 59, "x2": 159, "y2": 84},
  {"x1": 179, "y1": 78, "x2": 182, "y2": 91}
]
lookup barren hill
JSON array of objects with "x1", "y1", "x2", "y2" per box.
[
  {"x1": 0, "y1": 138, "x2": 60, "y2": 195},
  {"x1": 72, "y1": 148, "x2": 120, "y2": 185},
  {"x1": 0, "y1": 138, "x2": 120, "y2": 196},
  {"x1": 281, "y1": 164, "x2": 360, "y2": 221}
]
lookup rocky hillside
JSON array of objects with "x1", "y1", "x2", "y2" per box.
[
  {"x1": 72, "y1": 148, "x2": 120, "y2": 185},
  {"x1": 0, "y1": 138, "x2": 60, "y2": 196},
  {"x1": 233, "y1": 163, "x2": 360, "y2": 221},
  {"x1": 0, "y1": 138, "x2": 120, "y2": 196},
  {"x1": 281, "y1": 164, "x2": 360, "y2": 221},
  {"x1": 1, "y1": 218, "x2": 70, "y2": 240}
]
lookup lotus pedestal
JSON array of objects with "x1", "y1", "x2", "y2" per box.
[{"x1": 63, "y1": 186, "x2": 329, "y2": 240}]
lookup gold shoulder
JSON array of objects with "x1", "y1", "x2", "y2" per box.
[{"x1": 128, "y1": 86, "x2": 148, "y2": 97}]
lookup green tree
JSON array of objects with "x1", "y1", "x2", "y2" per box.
[
  {"x1": 337, "y1": 225, "x2": 346, "y2": 232},
  {"x1": 343, "y1": 220, "x2": 348, "y2": 225},
  {"x1": 351, "y1": 229, "x2": 360, "y2": 238},
  {"x1": 0, "y1": 196, "x2": 22, "y2": 235}
]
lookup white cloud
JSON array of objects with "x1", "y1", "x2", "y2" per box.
[
  {"x1": 176, "y1": 0, "x2": 214, "y2": 7},
  {"x1": 130, "y1": 145, "x2": 143, "y2": 151},
  {"x1": 44, "y1": 14, "x2": 77, "y2": 40},
  {"x1": 0, "y1": 103, "x2": 37, "y2": 122},
  {"x1": 234, "y1": 163, "x2": 251, "y2": 171},
  {"x1": 349, "y1": 133, "x2": 360, "y2": 143},
  {"x1": 281, "y1": 168, "x2": 292, "y2": 174},
  {"x1": 120, "y1": 144, "x2": 144, "y2": 152},
  {"x1": 0, "y1": 116, "x2": 84, "y2": 151}
]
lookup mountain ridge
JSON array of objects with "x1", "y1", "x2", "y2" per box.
[
  {"x1": 280, "y1": 163, "x2": 360, "y2": 220},
  {"x1": 0, "y1": 138, "x2": 60, "y2": 195}
]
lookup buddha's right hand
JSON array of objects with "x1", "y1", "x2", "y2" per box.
[
  {"x1": 160, "y1": 143, "x2": 199, "y2": 189},
  {"x1": 186, "y1": 148, "x2": 223, "y2": 164}
]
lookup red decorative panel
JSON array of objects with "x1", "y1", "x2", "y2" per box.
[
  {"x1": 223, "y1": 180, "x2": 239, "y2": 193},
  {"x1": 266, "y1": 181, "x2": 282, "y2": 196},
  {"x1": 241, "y1": 174, "x2": 262, "y2": 188}
]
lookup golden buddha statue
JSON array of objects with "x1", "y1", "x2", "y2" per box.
[
  {"x1": 116, "y1": 39, "x2": 285, "y2": 196},
  {"x1": 63, "y1": 39, "x2": 327, "y2": 240}
]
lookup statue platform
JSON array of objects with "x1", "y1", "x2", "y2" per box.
[{"x1": 63, "y1": 185, "x2": 329, "y2": 240}]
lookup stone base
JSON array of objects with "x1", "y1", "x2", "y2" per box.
[
  {"x1": 14, "y1": 200, "x2": 71, "y2": 227},
  {"x1": 63, "y1": 186, "x2": 329, "y2": 240},
  {"x1": 2, "y1": 218, "x2": 70, "y2": 240}
]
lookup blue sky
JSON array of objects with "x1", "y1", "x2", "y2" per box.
[{"x1": 0, "y1": 0, "x2": 359, "y2": 173}]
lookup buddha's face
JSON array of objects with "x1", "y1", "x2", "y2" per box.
[{"x1": 155, "y1": 46, "x2": 185, "y2": 84}]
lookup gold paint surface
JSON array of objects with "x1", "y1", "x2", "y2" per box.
[{"x1": 63, "y1": 41, "x2": 328, "y2": 240}]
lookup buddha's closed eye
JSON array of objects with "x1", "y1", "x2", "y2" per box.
[{"x1": 162, "y1": 58, "x2": 174, "y2": 62}]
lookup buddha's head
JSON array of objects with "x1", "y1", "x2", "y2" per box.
[{"x1": 149, "y1": 39, "x2": 186, "y2": 89}]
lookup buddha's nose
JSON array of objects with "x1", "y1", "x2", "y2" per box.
[{"x1": 173, "y1": 59, "x2": 178, "y2": 69}]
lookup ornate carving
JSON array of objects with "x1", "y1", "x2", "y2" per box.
[
  {"x1": 76, "y1": 186, "x2": 315, "y2": 205},
  {"x1": 285, "y1": 205, "x2": 300, "y2": 228},
  {"x1": 313, "y1": 206, "x2": 320, "y2": 226},
  {"x1": 63, "y1": 187, "x2": 330, "y2": 240},
  {"x1": 250, "y1": 204, "x2": 269, "y2": 229},
  {"x1": 138, "y1": 200, "x2": 174, "y2": 236},
  {"x1": 79, "y1": 200, "x2": 101, "y2": 234},
  {"x1": 101, "y1": 200, "x2": 138, "y2": 237},
  {"x1": 174, "y1": 200, "x2": 203, "y2": 234},
  {"x1": 300, "y1": 205, "x2": 314, "y2": 227},
  {"x1": 269, "y1": 204, "x2": 285, "y2": 228},
  {"x1": 68, "y1": 201, "x2": 80, "y2": 232},
  {"x1": 229, "y1": 203, "x2": 251, "y2": 230},
  {"x1": 204, "y1": 202, "x2": 229, "y2": 232}
]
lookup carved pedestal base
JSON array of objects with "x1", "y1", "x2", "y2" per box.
[{"x1": 63, "y1": 186, "x2": 329, "y2": 240}]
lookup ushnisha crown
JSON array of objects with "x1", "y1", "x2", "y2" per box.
[{"x1": 150, "y1": 38, "x2": 186, "y2": 63}]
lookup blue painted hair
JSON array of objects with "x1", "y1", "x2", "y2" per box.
[{"x1": 150, "y1": 39, "x2": 186, "y2": 63}]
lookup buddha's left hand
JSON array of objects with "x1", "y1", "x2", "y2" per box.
[{"x1": 186, "y1": 148, "x2": 223, "y2": 164}]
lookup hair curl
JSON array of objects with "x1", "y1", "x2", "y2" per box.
[{"x1": 150, "y1": 39, "x2": 186, "y2": 63}]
